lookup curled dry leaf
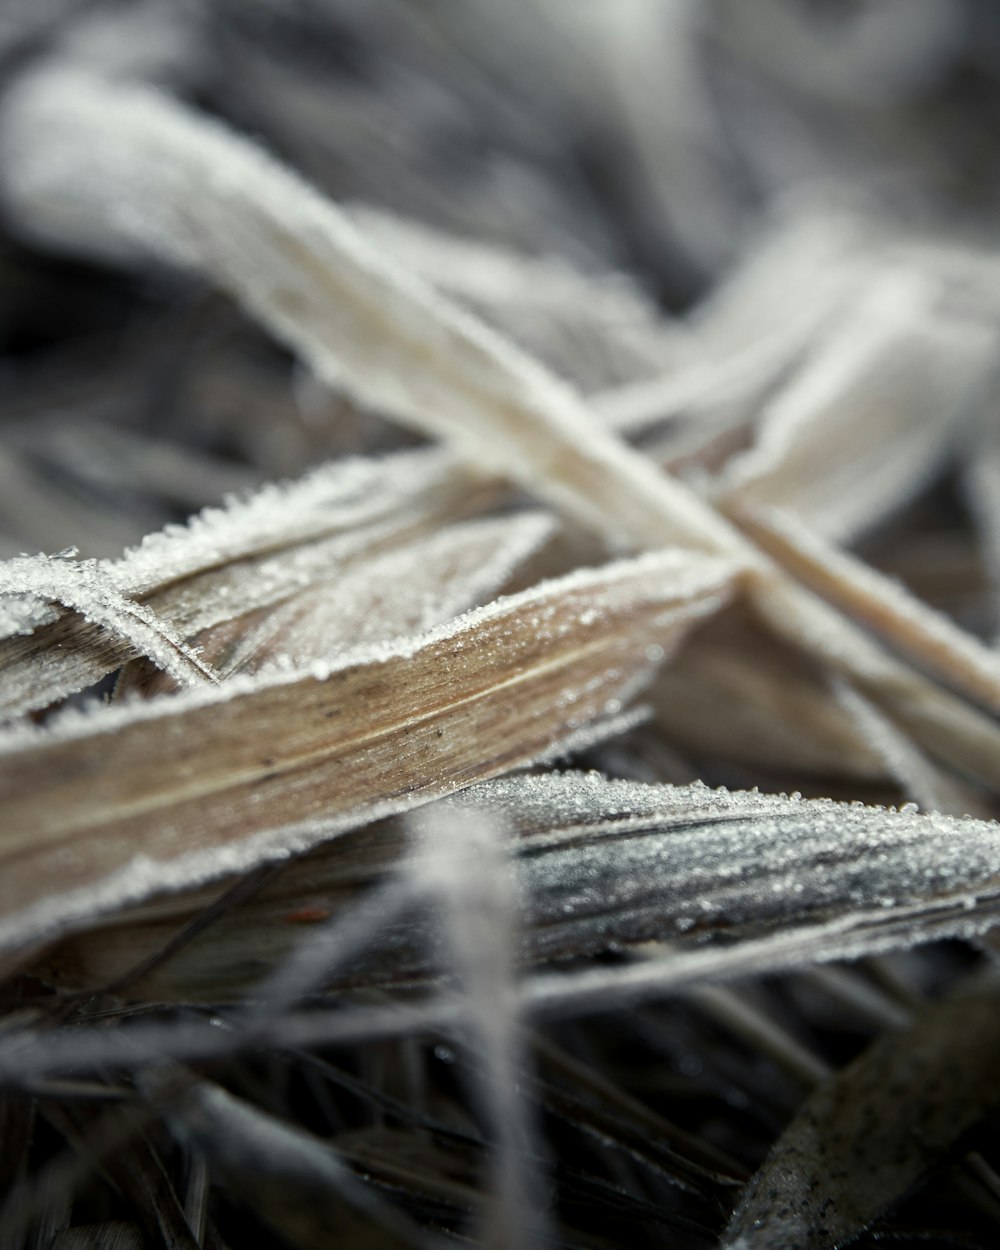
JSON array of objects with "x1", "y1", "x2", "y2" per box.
[{"x1": 0, "y1": 549, "x2": 735, "y2": 955}]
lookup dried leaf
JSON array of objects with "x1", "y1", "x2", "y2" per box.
[
  {"x1": 0, "y1": 66, "x2": 748, "y2": 558},
  {"x1": 831, "y1": 679, "x2": 990, "y2": 817},
  {"x1": 0, "y1": 552, "x2": 217, "y2": 691},
  {"x1": 650, "y1": 602, "x2": 884, "y2": 780},
  {"x1": 38, "y1": 772, "x2": 1000, "y2": 1001},
  {"x1": 744, "y1": 503, "x2": 1000, "y2": 702},
  {"x1": 209, "y1": 512, "x2": 556, "y2": 678},
  {"x1": 0, "y1": 550, "x2": 735, "y2": 953},
  {"x1": 345, "y1": 202, "x2": 686, "y2": 393},
  {"x1": 0, "y1": 448, "x2": 501, "y2": 717}
]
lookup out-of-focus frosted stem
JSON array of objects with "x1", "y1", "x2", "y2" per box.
[{"x1": 0, "y1": 66, "x2": 749, "y2": 561}]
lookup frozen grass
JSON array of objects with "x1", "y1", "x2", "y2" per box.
[{"x1": 3, "y1": 3, "x2": 1000, "y2": 1248}]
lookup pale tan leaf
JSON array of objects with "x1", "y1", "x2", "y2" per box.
[
  {"x1": 0, "y1": 553, "x2": 217, "y2": 693},
  {"x1": 750, "y1": 568, "x2": 1000, "y2": 792},
  {"x1": 594, "y1": 209, "x2": 878, "y2": 440},
  {"x1": 0, "y1": 549, "x2": 736, "y2": 953},
  {"x1": 344, "y1": 202, "x2": 687, "y2": 393},
  {"x1": 0, "y1": 66, "x2": 749, "y2": 559},
  {"x1": 118, "y1": 511, "x2": 556, "y2": 697},
  {"x1": 650, "y1": 603, "x2": 884, "y2": 780},
  {"x1": 215, "y1": 512, "x2": 555, "y2": 677},
  {"x1": 831, "y1": 679, "x2": 991, "y2": 817},
  {"x1": 738, "y1": 503, "x2": 1000, "y2": 716},
  {"x1": 0, "y1": 448, "x2": 500, "y2": 717}
]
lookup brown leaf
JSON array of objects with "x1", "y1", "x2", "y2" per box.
[{"x1": 0, "y1": 549, "x2": 735, "y2": 954}]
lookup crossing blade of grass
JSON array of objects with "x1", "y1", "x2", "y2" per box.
[
  {"x1": 0, "y1": 448, "x2": 502, "y2": 718},
  {"x1": 0, "y1": 549, "x2": 735, "y2": 957}
]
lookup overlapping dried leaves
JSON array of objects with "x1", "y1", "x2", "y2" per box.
[{"x1": 3, "y1": 4, "x2": 1000, "y2": 1248}]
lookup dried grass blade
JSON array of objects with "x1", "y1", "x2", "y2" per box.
[
  {"x1": 739, "y1": 503, "x2": 1000, "y2": 715},
  {"x1": 208, "y1": 512, "x2": 556, "y2": 678},
  {"x1": 408, "y1": 805, "x2": 548, "y2": 1250},
  {"x1": 0, "y1": 448, "x2": 497, "y2": 718},
  {"x1": 0, "y1": 550, "x2": 735, "y2": 952},
  {"x1": 722, "y1": 970, "x2": 1000, "y2": 1250},
  {"x1": 963, "y1": 414, "x2": 1000, "y2": 642},
  {"x1": 0, "y1": 554, "x2": 217, "y2": 694},
  {"x1": 164, "y1": 1078, "x2": 422, "y2": 1250},
  {"x1": 0, "y1": 66, "x2": 748, "y2": 558},
  {"x1": 345, "y1": 202, "x2": 686, "y2": 392},
  {"x1": 650, "y1": 603, "x2": 885, "y2": 780},
  {"x1": 39, "y1": 772, "x2": 1000, "y2": 1001},
  {"x1": 831, "y1": 679, "x2": 990, "y2": 816}
]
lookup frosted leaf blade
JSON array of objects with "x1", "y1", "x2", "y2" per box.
[
  {"x1": 216, "y1": 512, "x2": 556, "y2": 677},
  {"x1": 0, "y1": 550, "x2": 736, "y2": 952},
  {"x1": 739, "y1": 504, "x2": 1000, "y2": 716},
  {"x1": 0, "y1": 553, "x2": 217, "y2": 693},
  {"x1": 719, "y1": 270, "x2": 996, "y2": 541},
  {"x1": 0, "y1": 66, "x2": 749, "y2": 559},
  {"x1": 40, "y1": 772, "x2": 1000, "y2": 1001},
  {"x1": 0, "y1": 448, "x2": 500, "y2": 717}
]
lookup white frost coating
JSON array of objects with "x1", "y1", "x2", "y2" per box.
[
  {"x1": 0, "y1": 591, "x2": 58, "y2": 639},
  {"x1": 445, "y1": 772, "x2": 1000, "y2": 1000},
  {"x1": 0, "y1": 448, "x2": 484, "y2": 718},
  {"x1": 459, "y1": 772, "x2": 1000, "y2": 944},
  {"x1": 111, "y1": 448, "x2": 460, "y2": 597},
  {"x1": 0, "y1": 65, "x2": 752, "y2": 560},
  {"x1": 719, "y1": 268, "x2": 998, "y2": 541},
  {"x1": 0, "y1": 547, "x2": 737, "y2": 754},
  {"x1": 344, "y1": 201, "x2": 684, "y2": 393},
  {"x1": 0, "y1": 552, "x2": 216, "y2": 688},
  {"x1": 744, "y1": 504, "x2": 1000, "y2": 716},
  {"x1": 831, "y1": 680, "x2": 977, "y2": 817},
  {"x1": 224, "y1": 511, "x2": 556, "y2": 673}
]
